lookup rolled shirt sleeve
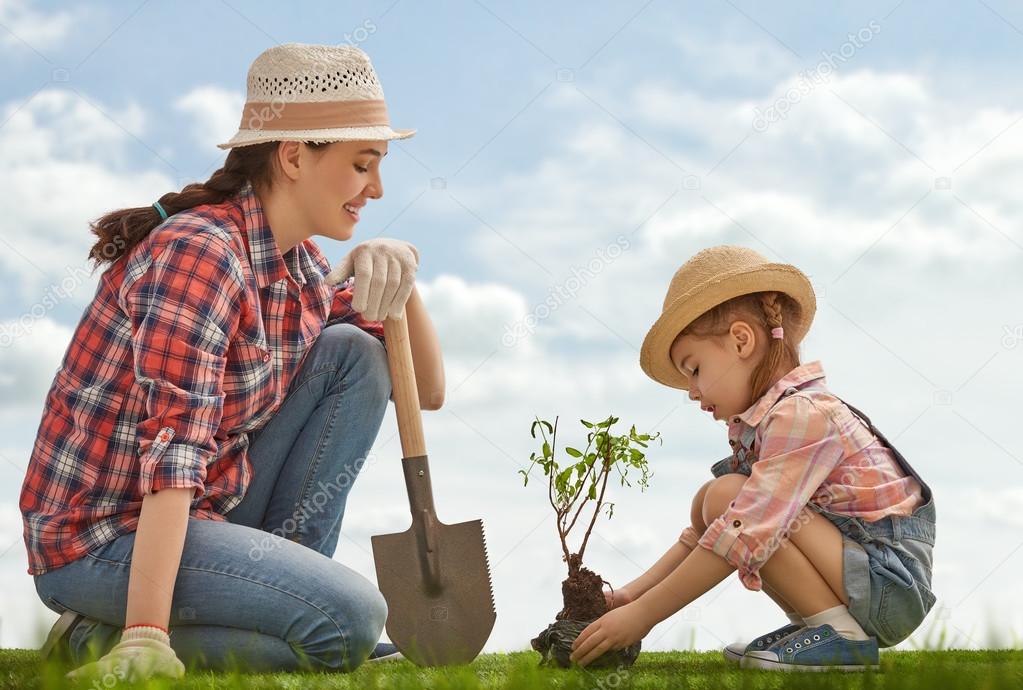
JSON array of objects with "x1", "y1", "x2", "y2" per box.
[
  {"x1": 123, "y1": 233, "x2": 244, "y2": 499},
  {"x1": 678, "y1": 525, "x2": 701, "y2": 550},
  {"x1": 697, "y1": 394, "x2": 847, "y2": 590}
]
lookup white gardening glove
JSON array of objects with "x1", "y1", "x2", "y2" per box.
[
  {"x1": 65, "y1": 627, "x2": 185, "y2": 683},
  {"x1": 324, "y1": 238, "x2": 419, "y2": 321}
]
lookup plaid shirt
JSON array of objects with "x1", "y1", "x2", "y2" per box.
[
  {"x1": 684, "y1": 360, "x2": 924, "y2": 591},
  {"x1": 19, "y1": 183, "x2": 385, "y2": 575}
]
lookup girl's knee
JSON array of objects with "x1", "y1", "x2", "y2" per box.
[
  {"x1": 701, "y1": 474, "x2": 748, "y2": 527},
  {"x1": 690, "y1": 479, "x2": 715, "y2": 533}
]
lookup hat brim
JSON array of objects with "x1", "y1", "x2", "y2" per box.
[
  {"x1": 217, "y1": 125, "x2": 416, "y2": 150},
  {"x1": 639, "y1": 264, "x2": 816, "y2": 390}
]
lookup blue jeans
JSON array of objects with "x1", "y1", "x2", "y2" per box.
[{"x1": 33, "y1": 324, "x2": 392, "y2": 672}]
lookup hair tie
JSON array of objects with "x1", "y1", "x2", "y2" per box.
[
  {"x1": 771, "y1": 326, "x2": 784, "y2": 339},
  {"x1": 152, "y1": 201, "x2": 168, "y2": 220}
]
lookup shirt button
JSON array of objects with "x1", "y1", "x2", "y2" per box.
[
  {"x1": 263, "y1": 352, "x2": 271, "y2": 362},
  {"x1": 733, "y1": 417, "x2": 740, "y2": 423},
  {"x1": 732, "y1": 519, "x2": 742, "y2": 528}
]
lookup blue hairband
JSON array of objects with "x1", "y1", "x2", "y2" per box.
[{"x1": 152, "y1": 201, "x2": 168, "y2": 220}]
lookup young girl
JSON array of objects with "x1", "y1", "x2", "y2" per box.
[
  {"x1": 21, "y1": 44, "x2": 443, "y2": 681},
  {"x1": 570, "y1": 245, "x2": 936, "y2": 671}
]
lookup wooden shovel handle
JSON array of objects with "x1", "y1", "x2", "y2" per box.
[{"x1": 383, "y1": 313, "x2": 427, "y2": 458}]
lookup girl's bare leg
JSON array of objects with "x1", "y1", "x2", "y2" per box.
[
  {"x1": 763, "y1": 583, "x2": 800, "y2": 619},
  {"x1": 700, "y1": 474, "x2": 848, "y2": 618},
  {"x1": 612, "y1": 479, "x2": 714, "y2": 605}
]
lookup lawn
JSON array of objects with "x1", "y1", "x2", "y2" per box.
[{"x1": 1, "y1": 648, "x2": 1021, "y2": 690}]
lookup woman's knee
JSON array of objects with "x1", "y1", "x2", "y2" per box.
[
  {"x1": 345, "y1": 584, "x2": 388, "y2": 667},
  {"x1": 301, "y1": 574, "x2": 387, "y2": 671},
  {"x1": 321, "y1": 324, "x2": 391, "y2": 400},
  {"x1": 701, "y1": 474, "x2": 748, "y2": 527}
]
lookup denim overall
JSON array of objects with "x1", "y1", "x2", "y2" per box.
[{"x1": 710, "y1": 387, "x2": 937, "y2": 648}]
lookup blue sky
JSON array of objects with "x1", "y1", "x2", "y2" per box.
[{"x1": 2, "y1": 0, "x2": 1022, "y2": 655}]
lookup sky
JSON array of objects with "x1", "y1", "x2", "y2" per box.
[{"x1": 2, "y1": 0, "x2": 1022, "y2": 656}]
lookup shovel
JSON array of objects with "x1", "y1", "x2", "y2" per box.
[{"x1": 371, "y1": 311, "x2": 497, "y2": 666}]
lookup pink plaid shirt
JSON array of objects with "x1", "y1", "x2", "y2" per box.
[{"x1": 680, "y1": 360, "x2": 924, "y2": 591}]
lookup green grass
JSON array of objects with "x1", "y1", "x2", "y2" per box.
[{"x1": 1, "y1": 648, "x2": 1021, "y2": 689}]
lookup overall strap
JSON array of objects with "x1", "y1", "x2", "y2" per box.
[{"x1": 833, "y1": 395, "x2": 934, "y2": 508}]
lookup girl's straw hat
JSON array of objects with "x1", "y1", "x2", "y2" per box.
[
  {"x1": 640, "y1": 245, "x2": 816, "y2": 390},
  {"x1": 218, "y1": 43, "x2": 415, "y2": 149}
]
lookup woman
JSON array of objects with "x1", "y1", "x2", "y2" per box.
[{"x1": 20, "y1": 43, "x2": 443, "y2": 681}]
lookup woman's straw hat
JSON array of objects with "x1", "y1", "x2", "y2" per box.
[
  {"x1": 218, "y1": 43, "x2": 415, "y2": 149},
  {"x1": 639, "y1": 245, "x2": 816, "y2": 390}
]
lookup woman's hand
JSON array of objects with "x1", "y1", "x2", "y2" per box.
[
  {"x1": 65, "y1": 628, "x2": 184, "y2": 683},
  {"x1": 604, "y1": 584, "x2": 634, "y2": 610},
  {"x1": 325, "y1": 238, "x2": 419, "y2": 321},
  {"x1": 569, "y1": 601, "x2": 655, "y2": 668}
]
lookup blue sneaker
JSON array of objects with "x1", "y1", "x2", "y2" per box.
[
  {"x1": 366, "y1": 642, "x2": 404, "y2": 663},
  {"x1": 722, "y1": 622, "x2": 803, "y2": 665},
  {"x1": 741, "y1": 623, "x2": 880, "y2": 672}
]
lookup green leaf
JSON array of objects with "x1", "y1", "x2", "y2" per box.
[{"x1": 565, "y1": 446, "x2": 583, "y2": 458}]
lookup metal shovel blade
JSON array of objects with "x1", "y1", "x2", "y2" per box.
[{"x1": 371, "y1": 454, "x2": 496, "y2": 666}]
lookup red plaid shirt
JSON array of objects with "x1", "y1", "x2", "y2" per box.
[
  {"x1": 19, "y1": 183, "x2": 385, "y2": 575},
  {"x1": 681, "y1": 361, "x2": 924, "y2": 591}
]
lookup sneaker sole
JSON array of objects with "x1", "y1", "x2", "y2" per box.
[
  {"x1": 741, "y1": 651, "x2": 879, "y2": 672},
  {"x1": 366, "y1": 651, "x2": 405, "y2": 663},
  {"x1": 722, "y1": 647, "x2": 744, "y2": 665}
]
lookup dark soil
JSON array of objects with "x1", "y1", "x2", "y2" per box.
[
  {"x1": 530, "y1": 553, "x2": 642, "y2": 668},
  {"x1": 555, "y1": 555, "x2": 606, "y2": 622}
]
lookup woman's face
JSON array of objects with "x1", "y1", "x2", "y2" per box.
[
  {"x1": 669, "y1": 321, "x2": 764, "y2": 423},
  {"x1": 296, "y1": 139, "x2": 388, "y2": 242}
]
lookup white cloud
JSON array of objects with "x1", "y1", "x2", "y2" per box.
[
  {"x1": 0, "y1": 317, "x2": 73, "y2": 415},
  {"x1": 0, "y1": 0, "x2": 75, "y2": 52},
  {"x1": 0, "y1": 89, "x2": 174, "y2": 307},
  {"x1": 173, "y1": 85, "x2": 246, "y2": 152}
]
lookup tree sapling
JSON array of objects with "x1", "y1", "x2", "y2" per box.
[{"x1": 522, "y1": 414, "x2": 660, "y2": 668}]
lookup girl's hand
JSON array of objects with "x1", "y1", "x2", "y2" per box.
[
  {"x1": 570, "y1": 601, "x2": 654, "y2": 668},
  {"x1": 604, "y1": 585, "x2": 634, "y2": 610},
  {"x1": 65, "y1": 628, "x2": 184, "y2": 683}
]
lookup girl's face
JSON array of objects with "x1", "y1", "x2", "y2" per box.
[
  {"x1": 669, "y1": 320, "x2": 764, "y2": 422},
  {"x1": 294, "y1": 139, "x2": 387, "y2": 242}
]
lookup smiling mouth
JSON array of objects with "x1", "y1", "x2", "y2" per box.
[
  {"x1": 343, "y1": 203, "x2": 360, "y2": 222},
  {"x1": 702, "y1": 404, "x2": 716, "y2": 416}
]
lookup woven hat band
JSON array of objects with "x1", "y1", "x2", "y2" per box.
[{"x1": 240, "y1": 98, "x2": 391, "y2": 132}]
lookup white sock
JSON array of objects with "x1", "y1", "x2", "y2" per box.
[
  {"x1": 802, "y1": 604, "x2": 869, "y2": 641},
  {"x1": 785, "y1": 611, "x2": 804, "y2": 626}
]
